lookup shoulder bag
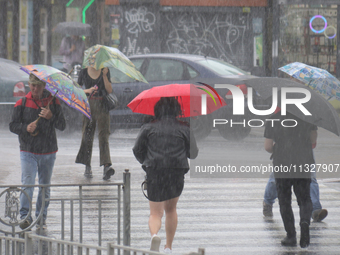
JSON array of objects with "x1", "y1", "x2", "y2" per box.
[
  {"x1": 103, "y1": 90, "x2": 119, "y2": 111},
  {"x1": 96, "y1": 71, "x2": 119, "y2": 111}
]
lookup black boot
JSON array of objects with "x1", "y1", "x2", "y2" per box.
[
  {"x1": 103, "y1": 165, "x2": 115, "y2": 180},
  {"x1": 84, "y1": 165, "x2": 93, "y2": 178},
  {"x1": 281, "y1": 235, "x2": 297, "y2": 246},
  {"x1": 300, "y1": 222, "x2": 310, "y2": 248}
]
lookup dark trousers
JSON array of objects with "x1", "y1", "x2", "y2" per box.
[
  {"x1": 75, "y1": 99, "x2": 111, "y2": 167},
  {"x1": 275, "y1": 178, "x2": 312, "y2": 237}
]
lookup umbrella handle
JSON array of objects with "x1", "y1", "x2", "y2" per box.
[
  {"x1": 68, "y1": 68, "x2": 74, "y2": 75},
  {"x1": 30, "y1": 117, "x2": 41, "y2": 137},
  {"x1": 30, "y1": 91, "x2": 58, "y2": 137}
]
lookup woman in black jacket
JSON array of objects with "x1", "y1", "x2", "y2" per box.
[{"x1": 133, "y1": 97, "x2": 199, "y2": 253}]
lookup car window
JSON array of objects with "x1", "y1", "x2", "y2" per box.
[
  {"x1": 0, "y1": 62, "x2": 28, "y2": 79},
  {"x1": 144, "y1": 59, "x2": 185, "y2": 82},
  {"x1": 187, "y1": 65, "x2": 198, "y2": 78},
  {"x1": 109, "y1": 58, "x2": 145, "y2": 83},
  {"x1": 196, "y1": 59, "x2": 248, "y2": 76},
  {"x1": 131, "y1": 59, "x2": 144, "y2": 71}
]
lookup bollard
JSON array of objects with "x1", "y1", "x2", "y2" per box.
[{"x1": 123, "y1": 169, "x2": 131, "y2": 249}]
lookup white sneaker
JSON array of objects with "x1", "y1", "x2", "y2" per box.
[
  {"x1": 150, "y1": 234, "x2": 161, "y2": 252},
  {"x1": 164, "y1": 247, "x2": 172, "y2": 254}
]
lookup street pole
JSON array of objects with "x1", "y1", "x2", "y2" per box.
[
  {"x1": 336, "y1": 4, "x2": 340, "y2": 78},
  {"x1": 32, "y1": 0, "x2": 41, "y2": 64},
  {"x1": 271, "y1": 0, "x2": 280, "y2": 77},
  {"x1": 12, "y1": 0, "x2": 20, "y2": 62},
  {"x1": 0, "y1": 0, "x2": 8, "y2": 59}
]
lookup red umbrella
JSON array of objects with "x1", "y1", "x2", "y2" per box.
[{"x1": 127, "y1": 83, "x2": 227, "y2": 117}]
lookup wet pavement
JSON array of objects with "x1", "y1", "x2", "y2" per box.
[{"x1": 0, "y1": 124, "x2": 340, "y2": 254}]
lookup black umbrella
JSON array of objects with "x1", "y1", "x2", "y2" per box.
[
  {"x1": 244, "y1": 77, "x2": 340, "y2": 136},
  {"x1": 54, "y1": 22, "x2": 91, "y2": 36}
]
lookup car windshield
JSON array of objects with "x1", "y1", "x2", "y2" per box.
[
  {"x1": 0, "y1": 62, "x2": 28, "y2": 79},
  {"x1": 196, "y1": 59, "x2": 248, "y2": 76}
]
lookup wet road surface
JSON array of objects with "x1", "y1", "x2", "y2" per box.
[{"x1": 0, "y1": 125, "x2": 339, "y2": 254}]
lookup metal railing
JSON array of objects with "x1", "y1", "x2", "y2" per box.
[
  {"x1": 0, "y1": 235, "x2": 24, "y2": 255},
  {"x1": 0, "y1": 232, "x2": 205, "y2": 255},
  {"x1": 0, "y1": 170, "x2": 131, "y2": 250}
]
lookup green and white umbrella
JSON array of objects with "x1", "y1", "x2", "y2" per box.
[{"x1": 83, "y1": 44, "x2": 148, "y2": 83}]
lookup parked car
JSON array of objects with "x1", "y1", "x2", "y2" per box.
[
  {"x1": 110, "y1": 53, "x2": 265, "y2": 140},
  {"x1": 0, "y1": 58, "x2": 30, "y2": 124}
]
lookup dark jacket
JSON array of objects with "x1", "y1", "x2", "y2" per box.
[
  {"x1": 132, "y1": 117, "x2": 199, "y2": 171},
  {"x1": 264, "y1": 112, "x2": 315, "y2": 178},
  {"x1": 9, "y1": 91, "x2": 66, "y2": 154}
]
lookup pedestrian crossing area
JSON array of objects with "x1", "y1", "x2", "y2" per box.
[
  {"x1": 128, "y1": 178, "x2": 340, "y2": 254},
  {"x1": 1, "y1": 128, "x2": 340, "y2": 254},
  {"x1": 41, "y1": 176, "x2": 340, "y2": 255}
]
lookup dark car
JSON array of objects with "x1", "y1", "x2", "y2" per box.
[
  {"x1": 0, "y1": 58, "x2": 30, "y2": 124},
  {"x1": 110, "y1": 53, "x2": 264, "y2": 140}
]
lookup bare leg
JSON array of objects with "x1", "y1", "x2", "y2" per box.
[
  {"x1": 149, "y1": 201, "x2": 164, "y2": 236},
  {"x1": 164, "y1": 196, "x2": 180, "y2": 250}
]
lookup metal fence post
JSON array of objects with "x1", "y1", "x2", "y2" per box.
[
  {"x1": 123, "y1": 169, "x2": 130, "y2": 248},
  {"x1": 24, "y1": 232, "x2": 33, "y2": 255},
  {"x1": 107, "y1": 242, "x2": 114, "y2": 255},
  {"x1": 79, "y1": 185, "x2": 83, "y2": 244}
]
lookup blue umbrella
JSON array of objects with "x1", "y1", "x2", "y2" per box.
[{"x1": 279, "y1": 62, "x2": 340, "y2": 101}]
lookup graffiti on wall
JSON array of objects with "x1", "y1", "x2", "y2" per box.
[
  {"x1": 125, "y1": 6, "x2": 156, "y2": 36},
  {"x1": 163, "y1": 13, "x2": 251, "y2": 69},
  {"x1": 119, "y1": 6, "x2": 253, "y2": 69},
  {"x1": 122, "y1": 6, "x2": 155, "y2": 55},
  {"x1": 123, "y1": 37, "x2": 151, "y2": 56}
]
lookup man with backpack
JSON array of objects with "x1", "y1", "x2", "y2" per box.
[{"x1": 9, "y1": 74, "x2": 66, "y2": 230}]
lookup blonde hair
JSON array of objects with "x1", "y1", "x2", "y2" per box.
[{"x1": 29, "y1": 74, "x2": 45, "y2": 86}]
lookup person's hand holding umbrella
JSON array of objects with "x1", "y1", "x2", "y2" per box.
[
  {"x1": 101, "y1": 67, "x2": 113, "y2": 93},
  {"x1": 30, "y1": 92, "x2": 57, "y2": 136},
  {"x1": 84, "y1": 85, "x2": 98, "y2": 96},
  {"x1": 27, "y1": 106, "x2": 52, "y2": 135},
  {"x1": 39, "y1": 105, "x2": 53, "y2": 120},
  {"x1": 102, "y1": 67, "x2": 109, "y2": 76},
  {"x1": 27, "y1": 119, "x2": 38, "y2": 134}
]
